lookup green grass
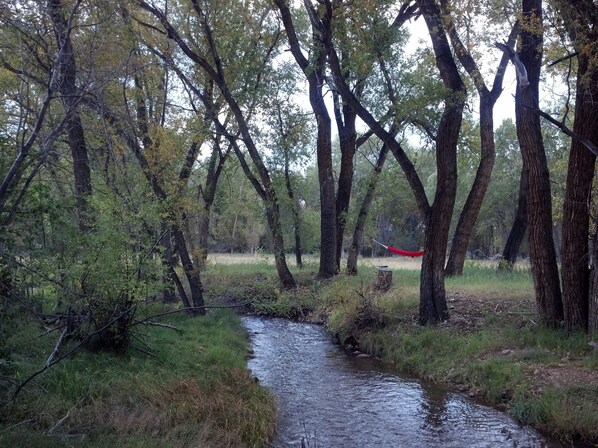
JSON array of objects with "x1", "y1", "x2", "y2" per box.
[
  {"x1": 0, "y1": 308, "x2": 276, "y2": 448},
  {"x1": 511, "y1": 385, "x2": 598, "y2": 442}
]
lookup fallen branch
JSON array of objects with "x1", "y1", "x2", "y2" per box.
[
  {"x1": 45, "y1": 326, "x2": 68, "y2": 368},
  {"x1": 0, "y1": 374, "x2": 19, "y2": 385},
  {"x1": 12, "y1": 303, "x2": 136, "y2": 399},
  {"x1": 131, "y1": 303, "x2": 252, "y2": 326},
  {"x1": 46, "y1": 408, "x2": 72, "y2": 434},
  {"x1": 137, "y1": 321, "x2": 182, "y2": 332}
]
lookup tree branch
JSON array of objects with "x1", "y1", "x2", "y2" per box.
[{"x1": 532, "y1": 107, "x2": 598, "y2": 157}]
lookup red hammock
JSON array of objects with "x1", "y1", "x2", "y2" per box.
[{"x1": 373, "y1": 239, "x2": 424, "y2": 258}]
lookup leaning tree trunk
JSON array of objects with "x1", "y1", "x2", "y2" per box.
[
  {"x1": 170, "y1": 222, "x2": 205, "y2": 314},
  {"x1": 499, "y1": 168, "x2": 528, "y2": 270},
  {"x1": 265, "y1": 200, "x2": 296, "y2": 288},
  {"x1": 561, "y1": 51, "x2": 598, "y2": 332},
  {"x1": 515, "y1": 0, "x2": 563, "y2": 327},
  {"x1": 346, "y1": 142, "x2": 390, "y2": 275},
  {"x1": 446, "y1": 94, "x2": 496, "y2": 276}
]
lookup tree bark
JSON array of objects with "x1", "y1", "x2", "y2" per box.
[
  {"x1": 589, "y1": 222, "x2": 598, "y2": 334},
  {"x1": 309, "y1": 32, "x2": 337, "y2": 279},
  {"x1": 515, "y1": 0, "x2": 563, "y2": 327},
  {"x1": 334, "y1": 97, "x2": 358, "y2": 271},
  {"x1": 161, "y1": 227, "x2": 178, "y2": 304},
  {"x1": 417, "y1": 0, "x2": 466, "y2": 325},
  {"x1": 561, "y1": 55, "x2": 597, "y2": 331},
  {"x1": 559, "y1": 4, "x2": 598, "y2": 332},
  {"x1": 284, "y1": 148, "x2": 303, "y2": 268},
  {"x1": 445, "y1": 94, "x2": 496, "y2": 275},
  {"x1": 48, "y1": 0, "x2": 92, "y2": 232},
  {"x1": 499, "y1": 169, "x2": 528, "y2": 270},
  {"x1": 274, "y1": 0, "x2": 337, "y2": 278},
  {"x1": 346, "y1": 143, "x2": 389, "y2": 275},
  {"x1": 443, "y1": 17, "x2": 518, "y2": 276},
  {"x1": 198, "y1": 146, "x2": 227, "y2": 265}
]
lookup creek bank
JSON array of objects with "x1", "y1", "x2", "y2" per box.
[
  {"x1": 244, "y1": 316, "x2": 557, "y2": 448},
  {"x1": 203, "y1": 267, "x2": 598, "y2": 445}
]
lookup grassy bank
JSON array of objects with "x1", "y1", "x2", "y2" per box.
[
  {"x1": 203, "y1": 257, "x2": 598, "y2": 445},
  {"x1": 0, "y1": 308, "x2": 275, "y2": 447}
]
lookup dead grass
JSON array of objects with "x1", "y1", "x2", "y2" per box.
[{"x1": 79, "y1": 369, "x2": 274, "y2": 448}]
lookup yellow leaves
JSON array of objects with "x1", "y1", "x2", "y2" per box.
[
  {"x1": 517, "y1": 10, "x2": 544, "y2": 38},
  {"x1": 145, "y1": 125, "x2": 186, "y2": 179}
]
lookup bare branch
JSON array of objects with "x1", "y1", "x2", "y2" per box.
[{"x1": 532, "y1": 107, "x2": 598, "y2": 157}]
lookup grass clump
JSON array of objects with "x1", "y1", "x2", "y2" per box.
[
  {"x1": 511, "y1": 385, "x2": 598, "y2": 443},
  {"x1": 0, "y1": 309, "x2": 276, "y2": 448}
]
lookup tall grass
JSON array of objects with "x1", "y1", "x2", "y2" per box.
[{"x1": 0, "y1": 309, "x2": 276, "y2": 448}]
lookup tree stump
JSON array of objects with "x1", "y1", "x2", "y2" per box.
[{"x1": 374, "y1": 266, "x2": 392, "y2": 292}]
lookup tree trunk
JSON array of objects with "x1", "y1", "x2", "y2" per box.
[
  {"x1": 334, "y1": 102, "x2": 358, "y2": 271},
  {"x1": 274, "y1": 0, "x2": 336, "y2": 278},
  {"x1": 515, "y1": 0, "x2": 563, "y2": 327},
  {"x1": 346, "y1": 142, "x2": 390, "y2": 275},
  {"x1": 284, "y1": 150, "x2": 302, "y2": 268},
  {"x1": 311, "y1": 70, "x2": 337, "y2": 279},
  {"x1": 49, "y1": 0, "x2": 92, "y2": 232},
  {"x1": 561, "y1": 45, "x2": 598, "y2": 332},
  {"x1": 197, "y1": 207, "x2": 211, "y2": 265},
  {"x1": 171, "y1": 222, "x2": 205, "y2": 314},
  {"x1": 499, "y1": 169, "x2": 528, "y2": 270},
  {"x1": 589, "y1": 222, "x2": 598, "y2": 335},
  {"x1": 446, "y1": 94, "x2": 496, "y2": 276},
  {"x1": 265, "y1": 200, "x2": 296, "y2": 288},
  {"x1": 198, "y1": 140, "x2": 228, "y2": 265},
  {"x1": 442, "y1": 18, "x2": 518, "y2": 277},
  {"x1": 417, "y1": 0, "x2": 465, "y2": 325}
]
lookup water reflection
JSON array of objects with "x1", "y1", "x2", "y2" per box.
[{"x1": 243, "y1": 317, "x2": 557, "y2": 448}]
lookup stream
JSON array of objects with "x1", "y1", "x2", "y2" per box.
[{"x1": 243, "y1": 316, "x2": 560, "y2": 448}]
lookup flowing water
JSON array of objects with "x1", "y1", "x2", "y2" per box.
[{"x1": 243, "y1": 316, "x2": 560, "y2": 448}]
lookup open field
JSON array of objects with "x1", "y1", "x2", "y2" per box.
[{"x1": 207, "y1": 252, "x2": 531, "y2": 271}]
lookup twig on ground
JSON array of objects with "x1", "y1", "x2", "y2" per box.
[
  {"x1": 1, "y1": 418, "x2": 35, "y2": 432},
  {"x1": 131, "y1": 303, "x2": 252, "y2": 326},
  {"x1": 138, "y1": 321, "x2": 182, "y2": 332},
  {"x1": 46, "y1": 408, "x2": 72, "y2": 434},
  {"x1": 46, "y1": 326, "x2": 68, "y2": 368}
]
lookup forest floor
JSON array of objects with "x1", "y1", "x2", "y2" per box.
[{"x1": 204, "y1": 255, "x2": 598, "y2": 446}]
